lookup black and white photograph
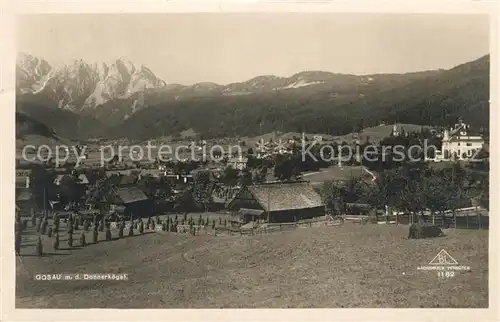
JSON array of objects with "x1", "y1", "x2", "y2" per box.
[{"x1": 11, "y1": 10, "x2": 493, "y2": 311}]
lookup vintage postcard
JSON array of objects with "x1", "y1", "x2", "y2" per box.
[{"x1": 1, "y1": 0, "x2": 499, "y2": 321}]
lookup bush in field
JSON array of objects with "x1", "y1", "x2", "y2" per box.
[
  {"x1": 80, "y1": 232, "x2": 86, "y2": 246},
  {"x1": 93, "y1": 228, "x2": 98, "y2": 243},
  {"x1": 40, "y1": 221, "x2": 47, "y2": 235},
  {"x1": 408, "y1": 222, "x2": 444, "y2": 239},
  {"x1": 36, "y1": 236, "x2": 43, "y2": 256},
  {"x1": 105, "y1": 228, "x2": 112, "y2": 241},
  {"x1": 15, "y1": 232, "x2": 21, "y2": 255},
  {"x1": 53, "y1": 233, "x2": 59, "y2": 250},
  {"x1": 68, "y1": 233, "x2": 73, "y2": 247},
  {"x1": 83, "y1": 220, "x2": 89, "y2": 231},
  {"x1": 118, "y1": 225, "x2": 124, "y2": 239}
]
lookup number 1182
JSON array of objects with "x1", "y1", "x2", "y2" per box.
[{"x1": 438, "y1": 271, "x2": 455, "y2": 279}]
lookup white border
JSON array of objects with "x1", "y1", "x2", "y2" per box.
[{"x1": 1, "y1": 1, "x2": 499, "y2": 321}]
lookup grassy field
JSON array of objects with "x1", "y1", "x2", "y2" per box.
[{"x1": 16, "y1": 222, "x2": 488, "y2": 308}]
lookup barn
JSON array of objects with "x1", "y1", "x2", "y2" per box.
[
  {"x1": 227, "y1": 181, "x2": 325, "y2": 224},
  {"x1": 112, "y1": 186, "x2": 152, "y2": 219}
]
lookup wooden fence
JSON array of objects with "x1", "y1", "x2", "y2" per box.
[{"x1": 372, "y1": 208, "x2": 488, "y2": 229}]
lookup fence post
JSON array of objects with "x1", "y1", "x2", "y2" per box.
[
  {"x1": 432, "y1": 213, "x2": 435, "y2": 225},
  {"x1": 478, "y1": 212, "x2": 481, "y2": 229},
  {"x1": 466, "y1": 214, "x2": 469, "y2": 229}
]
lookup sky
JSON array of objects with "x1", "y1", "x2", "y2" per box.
[{"x1": 17, "y1": 14, "x2": 489, "y2": 85}]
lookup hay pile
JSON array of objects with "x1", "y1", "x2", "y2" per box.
[{"x1": 408, "y1": 222, "x2": 444, "y2": 239}]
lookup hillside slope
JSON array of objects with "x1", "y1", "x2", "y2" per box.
[{"x1": 112, "y1": 55, "x2": 489, "y2": 140}]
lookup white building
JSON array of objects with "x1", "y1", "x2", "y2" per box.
[
  {"x1": 228, "y1": 156, "x2": 248, "y2": 170},
  {"x1": 433, "y1": 120, "x2": 484, "y2": 161},
  {"x1": 313, "y1": 135, "x2": 323, "y2": 143}
]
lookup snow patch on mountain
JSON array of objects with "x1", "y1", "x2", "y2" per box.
[{"x1": 282, "y1": 80, "x2": 324, "y2": 89}]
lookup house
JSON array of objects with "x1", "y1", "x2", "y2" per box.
[
  {"x1": 227, "y1": 181, "x2": 325, "y2": 224},
  {"x1": 433, "y1": 119, "x2": 485, "y2": 161},
  {"x1": 211, "y1": 184, "x2": 240, "y2": 210},
  {"x1": 16, "y1": 188, "x2": 35, "y2": 214},
  {"x1": 113, "y1": 186, "x2": 152, "y2": 219},
  {"x1": 228, "y1": 157, "x2": 248, "y2": 170},
  {"x1": 313, "y1": 135, "x2": 323, "y2": 143},
  {"x1": 53, "y1": 173, "x2": 90, "y2": 186}
]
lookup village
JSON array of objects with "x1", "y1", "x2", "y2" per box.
[{"x1": 15, "y1": 118, "x2": 489, "y2": 255}]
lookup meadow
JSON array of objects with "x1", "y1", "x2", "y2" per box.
[{"x1": 16, "y1": 223, "x2": 488, "y2": 308}]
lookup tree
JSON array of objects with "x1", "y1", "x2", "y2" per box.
[
  {"x1": 29, "y1": 165, "x2": 57, "y2": 209},
  {"x1": 239, "y1": 168, "x2": 253, "y2": 187},
  {"x1": 221, "y1": 167, "x2": 239, "y2": 187},
  {"x1": 192, "y1": 170, "x2": 214, "y2": 212},
  {"x1": 273, "y1": 155, "x2": 294, "y2": 181},
  {"x1": 86, "y1": 178, "x2": 114, "y2": 214},
  {"x1": 320, "y1": 181, "x2": 346, "y2": 216}
]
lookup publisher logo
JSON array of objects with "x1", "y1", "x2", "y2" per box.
[{"x1": 417, "y1": 249, "x2": 471, "y2": 279}]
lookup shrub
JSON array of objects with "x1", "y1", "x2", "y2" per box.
[
  {"x1": 36, "y1": 236, "x2": 43, "y2": 256},
  {"x1": 40, "y1": 221, "x2": 47, "y2": 235},
  {"x1": 93, "y1": 229, "x2": 98, "y2": 243},
  {"x1": 53, "y1": 233, "x2": 59, "y2": 250},
  {"x1": 80, "y1": 232, "x2": 86, "y2": 246},
  {"x1": 408, "y1": 222, "x2": 444, "y2": 239},
  {"x1": 15, "y1": 232, "x2": 21, "y2": 255},
  {"x1": 105, "y1": 228, "x2": 112, "y2": 241},
  {"x1": 68, "y1": 233, "x2": 73, "y2": 247}
]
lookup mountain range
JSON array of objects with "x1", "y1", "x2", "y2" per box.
[{"x1": 16, "y1": 53, "x2": 490, "y2": 141}]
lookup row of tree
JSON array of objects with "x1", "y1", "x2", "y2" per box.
[{"x1": 321, "y1": 161, "x2": 489, "y2": 217}]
